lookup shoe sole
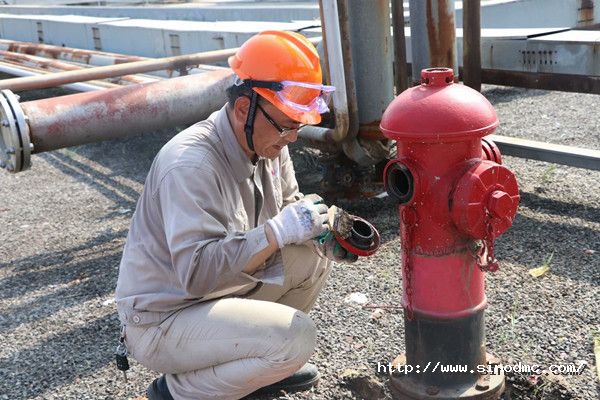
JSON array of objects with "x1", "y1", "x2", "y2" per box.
[{"x1": 254, "y1": 371, "x2": 321, "y2": 395}]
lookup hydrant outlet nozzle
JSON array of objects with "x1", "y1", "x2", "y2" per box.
[{"x1": 384, "y1": 160, "x2": 415, "y2": 204}]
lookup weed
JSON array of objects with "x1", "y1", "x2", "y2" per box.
[{"x1": 539, "y1": 165, "x2": 556, "y2": 186}]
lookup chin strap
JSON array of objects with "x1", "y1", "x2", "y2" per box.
[{"x1": 244, "y1": 91, "x2": 259, "y2": 152}]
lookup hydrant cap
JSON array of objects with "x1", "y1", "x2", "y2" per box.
[{"x1": 380, "y1": 68, "x2": 499, "y2": 141}]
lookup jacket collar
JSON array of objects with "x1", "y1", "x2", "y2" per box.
[{"x1": 214, "y1": 105, "x2": 257, "y2": 183}]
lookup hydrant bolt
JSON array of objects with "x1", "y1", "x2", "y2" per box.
[{"x1": 488, "y1": 190, "x2": 513, "y2": 219}]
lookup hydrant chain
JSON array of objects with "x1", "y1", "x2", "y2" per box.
[
  {"x1": 478, "y1": 212, "x2": 500, "y2": 272},
  {"x1": 401, "y1": 206, "x2": 417, "y2": 320}
]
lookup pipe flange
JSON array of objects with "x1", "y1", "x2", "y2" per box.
[
  {"x1": 334, "y1": 216, "x2": 381, "y2": 257},
  {"x1": 0, "y1": 90, "x2": 31, "y2": 173}
]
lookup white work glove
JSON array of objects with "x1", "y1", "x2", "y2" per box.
[{"x1": 267, "y1": 194, "x2": 329, "y2": 248}]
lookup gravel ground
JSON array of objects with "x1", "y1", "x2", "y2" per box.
[{"x1": 0, "y1": 84, "x2": 598, "y2": 400}]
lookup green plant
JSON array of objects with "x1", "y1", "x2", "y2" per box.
[{"x1": 539, "y1": 165, "x2": 556, "y2": 186}]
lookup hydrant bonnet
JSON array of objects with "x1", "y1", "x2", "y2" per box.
[{"x1": 380, "y1": 68, "x2": 498, "y2": 141}]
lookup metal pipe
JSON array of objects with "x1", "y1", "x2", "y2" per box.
[
  {"x1": 301, "y1": 0, "x2": 376, "y2": 166},
  {"x1": 301, "y1": 0, "x2": 350, "y2": 145},
  {"x1": 344, "y1": 0, "x2": 394, "y2": 165},
  {"x1": 0, "y1": 48, "x2": 239, "y2": 92},
  {"x1": 0, "y1": 38, "x2": 227, "y2": 78},
  {"x1": 392, "y1": 0, "x2": 410, "y2": 94},
  {"x1": 463, "y1": 0, "x2": 482, "y2": 91},
  {"x1": 300, "y1": 0, "x2": 391, "y2": 166},
  {"x1": 347, "y1": 0, "x2": 394, "y2": 126},
  {"x1": 0, "y1": 39, "x2": 145, "y2": 66},
  {"x1": 0, "y1": 50, "x2": 160, "y2": 85},
  {"x1": 0, "y1": 37, "x2": 321, "y2": 92},
  {"x1": 0, "y1": 61, "x2": 118, "y2": 92},
  {"x1": 409, "y1": 0, "x2": 458, "y2": 84},
  {"x1": 336, "y1": 0, "x2": 360, "y2": 143},
  {"x1": 0, "y1": 69, "x2": 234, "y2": 173}
]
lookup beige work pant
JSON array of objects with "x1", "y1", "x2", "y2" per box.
[{"x1": 124, "y1": 245, "x2": 332, "y2": 400}]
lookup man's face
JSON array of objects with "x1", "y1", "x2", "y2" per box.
[{"x1": 252, "y1": 100, "x2": 301, "y2": 160}]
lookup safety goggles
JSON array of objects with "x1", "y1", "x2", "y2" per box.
[{"x1": 236, "y1": 78, "x2": 335, "y2": 114}]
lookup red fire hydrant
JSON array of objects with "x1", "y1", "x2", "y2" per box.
[{"x1": 381, "y1": 68, "x2": 519, "y2": 399}]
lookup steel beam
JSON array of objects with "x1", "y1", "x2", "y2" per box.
[
  {"x1": 479, "y1": 69, "x2": 600, "y2": 94},
  {"x1": 489, "y1": 134, "x2": 600, "y2": 171}
]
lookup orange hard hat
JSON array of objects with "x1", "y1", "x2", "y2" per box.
[{"x1": 228, "y1": 30, "x2": 324, "y2": 124}]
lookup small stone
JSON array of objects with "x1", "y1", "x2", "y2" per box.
[
  {"x1": 340, "y1": 369, "x2": 385, "y2": 400},
  {"x1": 370, "y1": 308, "x2": 385, "y2": 320},
  {"x1": 344, "y1": 292, "x2": 369, "y2": 305}
]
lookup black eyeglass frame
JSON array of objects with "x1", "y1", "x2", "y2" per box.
[{"x1": 255, "y1": 101, "x2": 306, "y2": 137}]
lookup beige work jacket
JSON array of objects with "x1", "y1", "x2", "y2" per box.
[{"x1": 116, "y1": 105, "x2": 303, "y2": 326}]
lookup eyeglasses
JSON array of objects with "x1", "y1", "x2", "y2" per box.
[{"x1": 256, "y1": 102, "x2": 306, "y2": 137}]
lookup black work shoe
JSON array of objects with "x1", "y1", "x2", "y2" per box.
[
  {"x1": 251, "y1": 362, "x2": 320, "y2": 396},
  {"x1": 146, "y1": 375, "x2": 174, "y2": 400}
]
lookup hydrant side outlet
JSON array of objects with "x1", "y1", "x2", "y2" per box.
[{"x1": 381, "y1": 68, "x2": 518, "y2": 400}]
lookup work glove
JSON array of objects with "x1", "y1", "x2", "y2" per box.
[
  {"x1": 267, "y1": 194, "x2": 329, "y2": 248},
  {"x1": 313, "y1": 230, "x2": 359, "y2": 264}
]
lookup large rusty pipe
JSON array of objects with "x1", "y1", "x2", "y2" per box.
[
  {"x1": 24, "y1": 69, "x2": 233, "y2": 153},
  {"x1": 0, "y1": 37, "x2": 321, "y2": 92},
  {"x1": 0, "y1": 69, "x2": 233, "y2": 173}
]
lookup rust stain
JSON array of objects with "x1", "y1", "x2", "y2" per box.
[
  {"x1": 578, "y1": 0, "x2": 595, "y2": 26},
  {"x1": 0, "y1": 40, "x2": 144, "y2": 66},
  {"x1": 357, "y1": 121, "x2": 386, "y2": 140},
  {"x1": 426, "y1": 0, "x2": 456, "y2": 69}
]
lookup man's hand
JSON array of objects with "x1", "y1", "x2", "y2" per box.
[
  {"x1": 267, "y1": 196, "x2": 328, "y2": 248},
  {"x1": 313, "y1": 231, "x2": 359, "y2": 264}
]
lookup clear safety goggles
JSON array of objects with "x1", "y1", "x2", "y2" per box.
[
  {"x1": 236, "y1": 78, "x2": 335, "y2": 114},
  {"x1": 276, "y1": 80, "x2": 335, "y2": 114}
]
